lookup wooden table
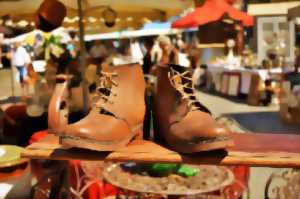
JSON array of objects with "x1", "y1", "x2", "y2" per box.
[
  {"x1": 207, "y1": 66, "x2": 283, "y2": 95},
  {"x1": 22, "y1": 133, "x2": 300, "y2": 168}
]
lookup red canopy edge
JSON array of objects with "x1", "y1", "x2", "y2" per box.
[{"x1": 172, "y1": 0, "x2": 254, "y2": 28}]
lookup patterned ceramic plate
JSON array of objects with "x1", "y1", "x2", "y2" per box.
[
  {"x1": 103, "y1": 163, "x2": 234, "y2": 195},
  {"x1": 0, "y1": 145, "x2": 25, "y2": 166}
]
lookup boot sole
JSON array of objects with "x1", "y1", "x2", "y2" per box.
[
  {"x1": 170, "y1": 137, "x2": 234, "y2": 153},
  {"x1": 59, "y1": 126, "x2": 143, "y2": 152}
]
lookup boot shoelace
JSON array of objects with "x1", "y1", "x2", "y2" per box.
[
  {"x1": 95, "y1": 71, "x2": 118, "y2": 114},
  {"x1": 168, "y1": 68, "x2": 204, "y2": 112}
]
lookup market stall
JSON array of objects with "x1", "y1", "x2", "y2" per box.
[
  {"x1": 247, "y1": 1, "x2": 299, "y2": 65},
  {"x1": 207, "y1": 66, "x2": 283, "y2": 96},
  {"x1": 206, "y1": 63, "x2": 296, "y2": 107},
  {"x1": 277, "y1": 4, "x2": 300, "y2": 124},
  {"x1": 1, "y1": 1, "x2": 300, "y2": 199},
  {"x1": 0, "y1": 0, "x2": 194, "y2": 34},
  {"x1": 172, "y1": 0, "x2": 253, "y2": 56},
  {"x1": 17, "y1": 0, "x2": 300, "y2": 168}
]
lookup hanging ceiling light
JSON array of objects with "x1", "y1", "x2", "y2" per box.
[
  {"x1": 17, "y1": 20, "x2": 29, "y2": 27},
  {"x1": 1, "y1": 15, "x2": 13, "y2": 26},
  {"x1": 102, "y1": 7, "x2": 117, "y2": 27}
]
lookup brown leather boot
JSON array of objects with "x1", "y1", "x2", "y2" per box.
[
  {"x1": 154, "y1": 64, "x2": 233, "y2": 153},
  {"x1": 59, "y1": 63, "x2": 146, "y2": 151}
]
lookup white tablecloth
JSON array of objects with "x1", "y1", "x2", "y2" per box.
[{"x1": 207, "y1": 66, "x2": 283, "y2": 94}]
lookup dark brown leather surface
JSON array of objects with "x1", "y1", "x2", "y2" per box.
[
  {"x1": 170, "y1": 111, "x2": 231, "y2": 140},
  {"x1": 154, "y1": 65, "x2": 231, "y2": 153},
  {"x1": 154, "y1": 65, "x2": 177, "y2": 135}
]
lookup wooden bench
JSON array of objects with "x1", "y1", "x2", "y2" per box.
[{"x1": 22, "y1": 133, "x2": 300, "y2": 168}]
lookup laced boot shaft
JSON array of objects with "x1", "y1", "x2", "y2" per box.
[
  {"x1": 56, "y1": 63, "x2": 146, "y2": 151},
  {"x1": 168, "y1": 65, "x2": 211, "y2": 114}
]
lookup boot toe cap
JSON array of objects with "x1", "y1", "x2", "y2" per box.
[
  {"x1": 170, "y1": 111, "x2": 231, "y2": 141},
  {"x1": 63, "y1": 114, "x2": 132, "y2": 143}
]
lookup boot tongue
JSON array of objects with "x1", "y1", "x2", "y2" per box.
[
  {"x1": 169, "y1": 64, "x2": 187, "y2": 74},
  {"x1": 169, "y1": 64, "x2": 193, "y2": 88},
  {"x1": 169, "y1": 64, "x2": 211, "y2": 114},
  {"x1": 169, "y1": 64, "x2": 193, "y2": 91}
]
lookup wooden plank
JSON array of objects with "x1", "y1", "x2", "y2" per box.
[
  {"x1": 22, "y1": 135, "x2": 110, "y2": 161},
  {"x1": 21, "y1": 133, "x2": 300, "y2": 168},
  {"x1": 22, "y1": 134, "x2": 180, "y2": 162},
  {"x1": 183, "y1": 133, "x2": 300, "y2": 168}
]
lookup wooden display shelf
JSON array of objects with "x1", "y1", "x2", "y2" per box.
[{"x1": 22, "y1": 133, "x2": 300, "y2": 168}]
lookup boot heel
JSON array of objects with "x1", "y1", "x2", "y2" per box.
[
  {"x1": 134, "y1": 129, "x2": 143, "y2": 140},
  {"x1": 132, "y1": 124, "x2": 143, "y2": 140}
]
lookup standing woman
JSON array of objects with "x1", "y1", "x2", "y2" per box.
[
  {"x1": 157, "y1": 35, "x2": 179, "y2": 66},
  {"x1": 150, "y1": 35, "x2": 179, "y2": 75},
  {"x1": 11, "y1": 42, "x2": 31, "y2": 98}
]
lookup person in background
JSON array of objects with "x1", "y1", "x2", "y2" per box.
[
  {"x1": 294, "y1": 47, "x2": 300, "y2": 73},
  {"x1": 12, "y1": 42, "x2": 31, "y2": 97},
  {"x1": 157, "y1": 35, "x2": 178, "y2": 66},
  {"x1": 142, "y1": 38, "x2": 155, "y2": 74},
  {"x1": 1, "y1": 43, "x2": 11, "y2": 68},
  {"x1": 151, "y1": 39, "x2": 162, "y2": 65},
  {"x1": 147, "y1": 35, "x2": 180, "y2": 75},
  {"x1": 106, "y1": 40, "x2": 117, "y2": 55},
  {"x1": 193, "y1": 64, "x2": 205, "y2": 90},
  {"x1": 33, "y1": 33, "x2": 44, "y2": 60},
  {"x1": 187, "y1": 39, "x2": 200, "y2": 68},
  {"x1": 67, "y1": 31, "x2": 79, "y2": 59},
  {"x1": 130, "y1": 39, "x2": 144, "y2": 64},
  {"x1": 89, "y1": 40, "x2": 108, "y2": 64},
  {"x1": 141, "y1": 38, "x2": 155, "y2": 140},
  {"x1": 103, "y1": 39, "x2": 136, "y2": 66},
  {"x1": 175, "y1": 34, "x2": 185, "y2": 52}
]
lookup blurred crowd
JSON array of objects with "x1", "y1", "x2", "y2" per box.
[{"x1": 1, "y1": 32, "x2": 210, "y2": 116}]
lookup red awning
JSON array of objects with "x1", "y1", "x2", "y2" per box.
[{"x1": 172, "y1": 0, "x2": 254, "y2": 28}]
